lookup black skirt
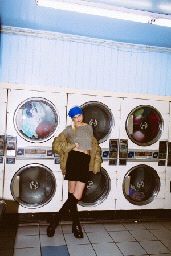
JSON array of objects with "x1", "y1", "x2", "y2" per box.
[{"x1": 65, "y1": 150, "x2": 91, "y2": 183}]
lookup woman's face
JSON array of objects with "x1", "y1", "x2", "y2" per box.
[{"x1": 72, "y1": 114, "x2": 83, "y2": 125}]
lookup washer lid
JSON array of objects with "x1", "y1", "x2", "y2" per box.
[
  {"x1": 11, "y1": 164, "x2": 56, "y2": 208},
  {"x1": 79, "y1": 167, "x2": 110, "y2": 207},
  {"x1": 82, "y1": 101, "x2": 113, "y2": 143},
  {"x1": 123, "y1": 164, "x2": 160, "y2": 205},
  {"x1": 126, "y1": 105, "x2": 163, "y2": 146},
  {"x1": 14, "y1": 98, "x2": 58, "y2": 142}
]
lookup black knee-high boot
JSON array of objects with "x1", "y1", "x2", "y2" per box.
[
  {"x1": 70, "y1": 194, "x2": 83, "y2": 238},
  {"x1": 47, "y1": 192, "x2": 73, "y2": 237}
]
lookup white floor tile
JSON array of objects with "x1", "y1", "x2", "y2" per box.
[
  {"x1": 14, "y1": 247, "x2": 41, "y2": 256},
  {"x1": 87, "y1": 231, "x2": 113, "y2": 243},
  {"x1": 83, "y1": 223, "x2": 106, "y2": 233},
  {"x1": 104, "y1": 223, "x2": 126, "y2": 232},
  {"x1": 16, "y1": 225, "x2": 39, "y2": 236},
  {"x1": 123, "y1": 223, "x2": 146, "y2": 230},
  {"x1": 117, "y1": 241, "x2": 147, "y2": 255},
  {"x1": 109, "y1": 230, "x2": 136, "y2": 242},
  {"x1": 64, "y1": 232, "x2": 90, "y2": 245},
  {"x1": 14, "y1": 235, "x2": 40, "y2": 248},
  {"x1": 143, "y1": 222, "x2": 167, "y2": 230},
  {"x1": 92, "y1": 242, "x2": 123, "y2": 256},
  {"x1": 129, "y1": 229, "x2": 157, "y2": 241},
  {"x1": 67, "y1": 244, "x2": 96, "y2": 256},
  {"x1": 150, "y1": 229, "x2": 171, "y2": 241},
  {"x1": 140, "y1": 240, "x2": 170, "y2": 254},
  {"x1": 40, "y1": 234, "x2": 66, "y2": 246}
]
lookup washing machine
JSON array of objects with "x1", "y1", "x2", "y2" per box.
[
  {"x1": 6, "y1": 89, "x2": 67, "y2": 148},
  {"x1": 165, "y1": 145, "x2": 171, "y2": 209},
  {"x1": 120, "y1": 98, "x2": 169, "y2": 150},
  {"x1": 62, "y1": 147, "x2": 117, "y2": 212},
  {"x1": 0, "y1": 89, "x2": 7, "y2": 199},
  {"x1": 116, "y1": 145, "x2": 166, "y2": 210},
  {"x1": 165, "y1": 101, "x2": 171, "y2": 209},
  {"x1": 67, "y1": 93, "x2": 121, "y2": 148},
  {"x1": 3, "y1": 146, "x2": 63, "y2": 213},
  {"x1": 65, "y1": 94, "x2": 121, "y2": 211}
]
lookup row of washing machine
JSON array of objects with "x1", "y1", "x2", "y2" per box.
[{"x1": 0, "y1": 88, "x2": 171, "y2": 213}]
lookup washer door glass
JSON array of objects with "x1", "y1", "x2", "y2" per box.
[
  {"x1": 82, "y1": 101, "x2": 113, "y2": 143},
  {"x1": 15, "y1": 98, "x2": 58, "y2": 142},
  {"x1": 126, "y1": 105, "x2": 163, "y2": 146},
  {"x1": 79, "y1": 167, "x2": 110, "y2": 206},
  {"x1": 11, "y1": 164, "x2": 56, "y2": 208},
  {"x1": 123, "y1": 164, "x2": 160, "y2": 205}
]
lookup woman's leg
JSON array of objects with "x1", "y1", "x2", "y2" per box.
[
  {"x1": 47, "y1": 181, "x2": 77, "y2": 237},
  {"x1": 70, "y1": 181, "x2": 86, "y2": 238},
  {"x1": 68, "y1": 180, "x2": 76, "y2": 193},
  {"x1": 73, "y1": 181, "x2": 86, "y2": 200}
]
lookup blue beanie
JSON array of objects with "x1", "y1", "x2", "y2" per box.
[{"x1": 68, "y1": 106, "x2": 83, "y2": 118}]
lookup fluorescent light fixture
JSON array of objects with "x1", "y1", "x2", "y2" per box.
[
  {"x1": 36, "y1": 0, "x2": 171, "y2": 27},
  {"x1": 153, "y1": 18, "x2": 171, "y2": 28},
  {"x1": 36, "y1": 0, "x2": 151, "y2": 23}
]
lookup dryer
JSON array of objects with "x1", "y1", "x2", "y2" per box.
[
  {"x1": 67, "y1": 93, "x2": 121, "y2": 148},
  {"x1": 0, "y1": 89, "x2": 7, "y2": 198},
  {"x1": 116, "y1": 148, "x2": 166, "y2": 210},
  {"x1": 3, "y1": 146, "x2": 63, "y2": 213},
  {"x1": 120, "y1": 98, "x2": 169, "y2": 150},
  {"x1": 65, "y1": 94, "x2": 121, "y2": 211},
  {"x1": 62, "y1": 151, "x2": 117, "y2": 212},
  {"x1": 165, "y1": 149, "x2": 171, "y2": 209},
  {"x1": 165, "y1": 102, "x2": 171, "y2": 209},
  {"x1": 6, "y1": 89, "x2": 67, "y2": 148}
]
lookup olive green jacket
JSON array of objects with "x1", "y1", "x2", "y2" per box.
[{"x1": 52, "y1": 132, "x2": 102, "y2": 175}]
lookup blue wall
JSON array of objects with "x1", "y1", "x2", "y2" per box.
[{"x1": 1, "y1": 27, "x2": 171, "y2": 96}]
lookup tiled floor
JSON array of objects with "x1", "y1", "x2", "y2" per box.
[{"x1": 0, "y1": 220, "x2": 171, "y2": 256}]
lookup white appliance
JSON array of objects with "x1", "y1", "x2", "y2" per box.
[
  {"x1": 120, "y1": 98, "x2": 169, "y2": 150},
  {"x1": 3, "y1": 88, "x2": 67, "y2": 213},
  {"x1": 116, "y1": 157, "x2": 166, "y2": 210},
  {"x1": 3, "y1": 149, "x2": 63, "y2": 213},
  {"x1": 6, "y1": 89, "x2": 67, "y2": 148},
  {"x1": 115, "y1": 98, "x2": 169, "y2": 211},
  {"x1": 165, "y1": 165, "x2": 171, "y2": 209},
  {"x1": 0, "y1": 89, "x2": 7, "y2": 198},
  {"x1": 62, "y1": 159, "x2": 117, "y2": 212},
  {"x1": 67, "y1": 93, "x2": 121, "y2": 148},
  {"x1": 65, "y1": 94, "x2": 121, "y2": 211},
  {"x1": 165, "y1": 102, "x2": 171, "y2": 209}
]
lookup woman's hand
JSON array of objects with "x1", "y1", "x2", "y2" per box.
[{"x1": 75, "y1": 143, "x2": 80, "y2": 149}]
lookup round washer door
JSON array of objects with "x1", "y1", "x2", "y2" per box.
[
  {"x1": 126, "y1": 105, "x2": 163, "y2": 146},
  {"x1": 82, "y1": 101, "x2": 113, "y2": 143},
  {"x1": 14, "y1": 98, "x2": 58, "y2": 142},
  {"x1": 79, "y1": 167, "x2": 110, "y2": 207},
  {"x1": 123, "y1": 164, "x2": 160, "y2": 205},
  {"x1": 11, "y1": 164, "x2": 56, "y2": 208}
]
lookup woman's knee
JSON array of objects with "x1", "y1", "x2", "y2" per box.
[
  {"x1": 73, "y1": 181, "x2": 86, "y2": 200},
  {"x1": 73, "y1": 192, "x2": 82, "y2": 201},
  {"x1": 68, "y1": 181, "x2": 76, "y2": 193}
]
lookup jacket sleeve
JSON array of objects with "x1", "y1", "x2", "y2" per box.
[
  {"x1": 92, "y1": 137, "x2": 103, "y2": 173},
  {"x1": 52, "y1": 132, "x2": 76, "y2": 154}
]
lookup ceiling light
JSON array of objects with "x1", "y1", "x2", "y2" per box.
[
  {"x1": 153, "y1": 18, "x2": 171, "y2": 28},
  {"x1": 36, "y1": 0, "x2": 171, "y2": 27},
  {"x1": 36, "y1": 0, "x2": 151, "y2": 23}
]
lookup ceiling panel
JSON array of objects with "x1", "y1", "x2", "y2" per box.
[{"x1": 1, "y1": 0, "x2": 171, "y2": 48}]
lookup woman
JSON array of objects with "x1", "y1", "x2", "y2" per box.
[{"x1": 47, "y1": 105, "x2": 102, "y2": 238}]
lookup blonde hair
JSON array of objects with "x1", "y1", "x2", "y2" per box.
[{"x1": 72, "y1": 120, "x2": 76, "y2": 131}]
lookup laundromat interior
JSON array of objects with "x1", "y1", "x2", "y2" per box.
[{"x1": 1, "y1": 1, "x2": 171, "y2": 256}]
